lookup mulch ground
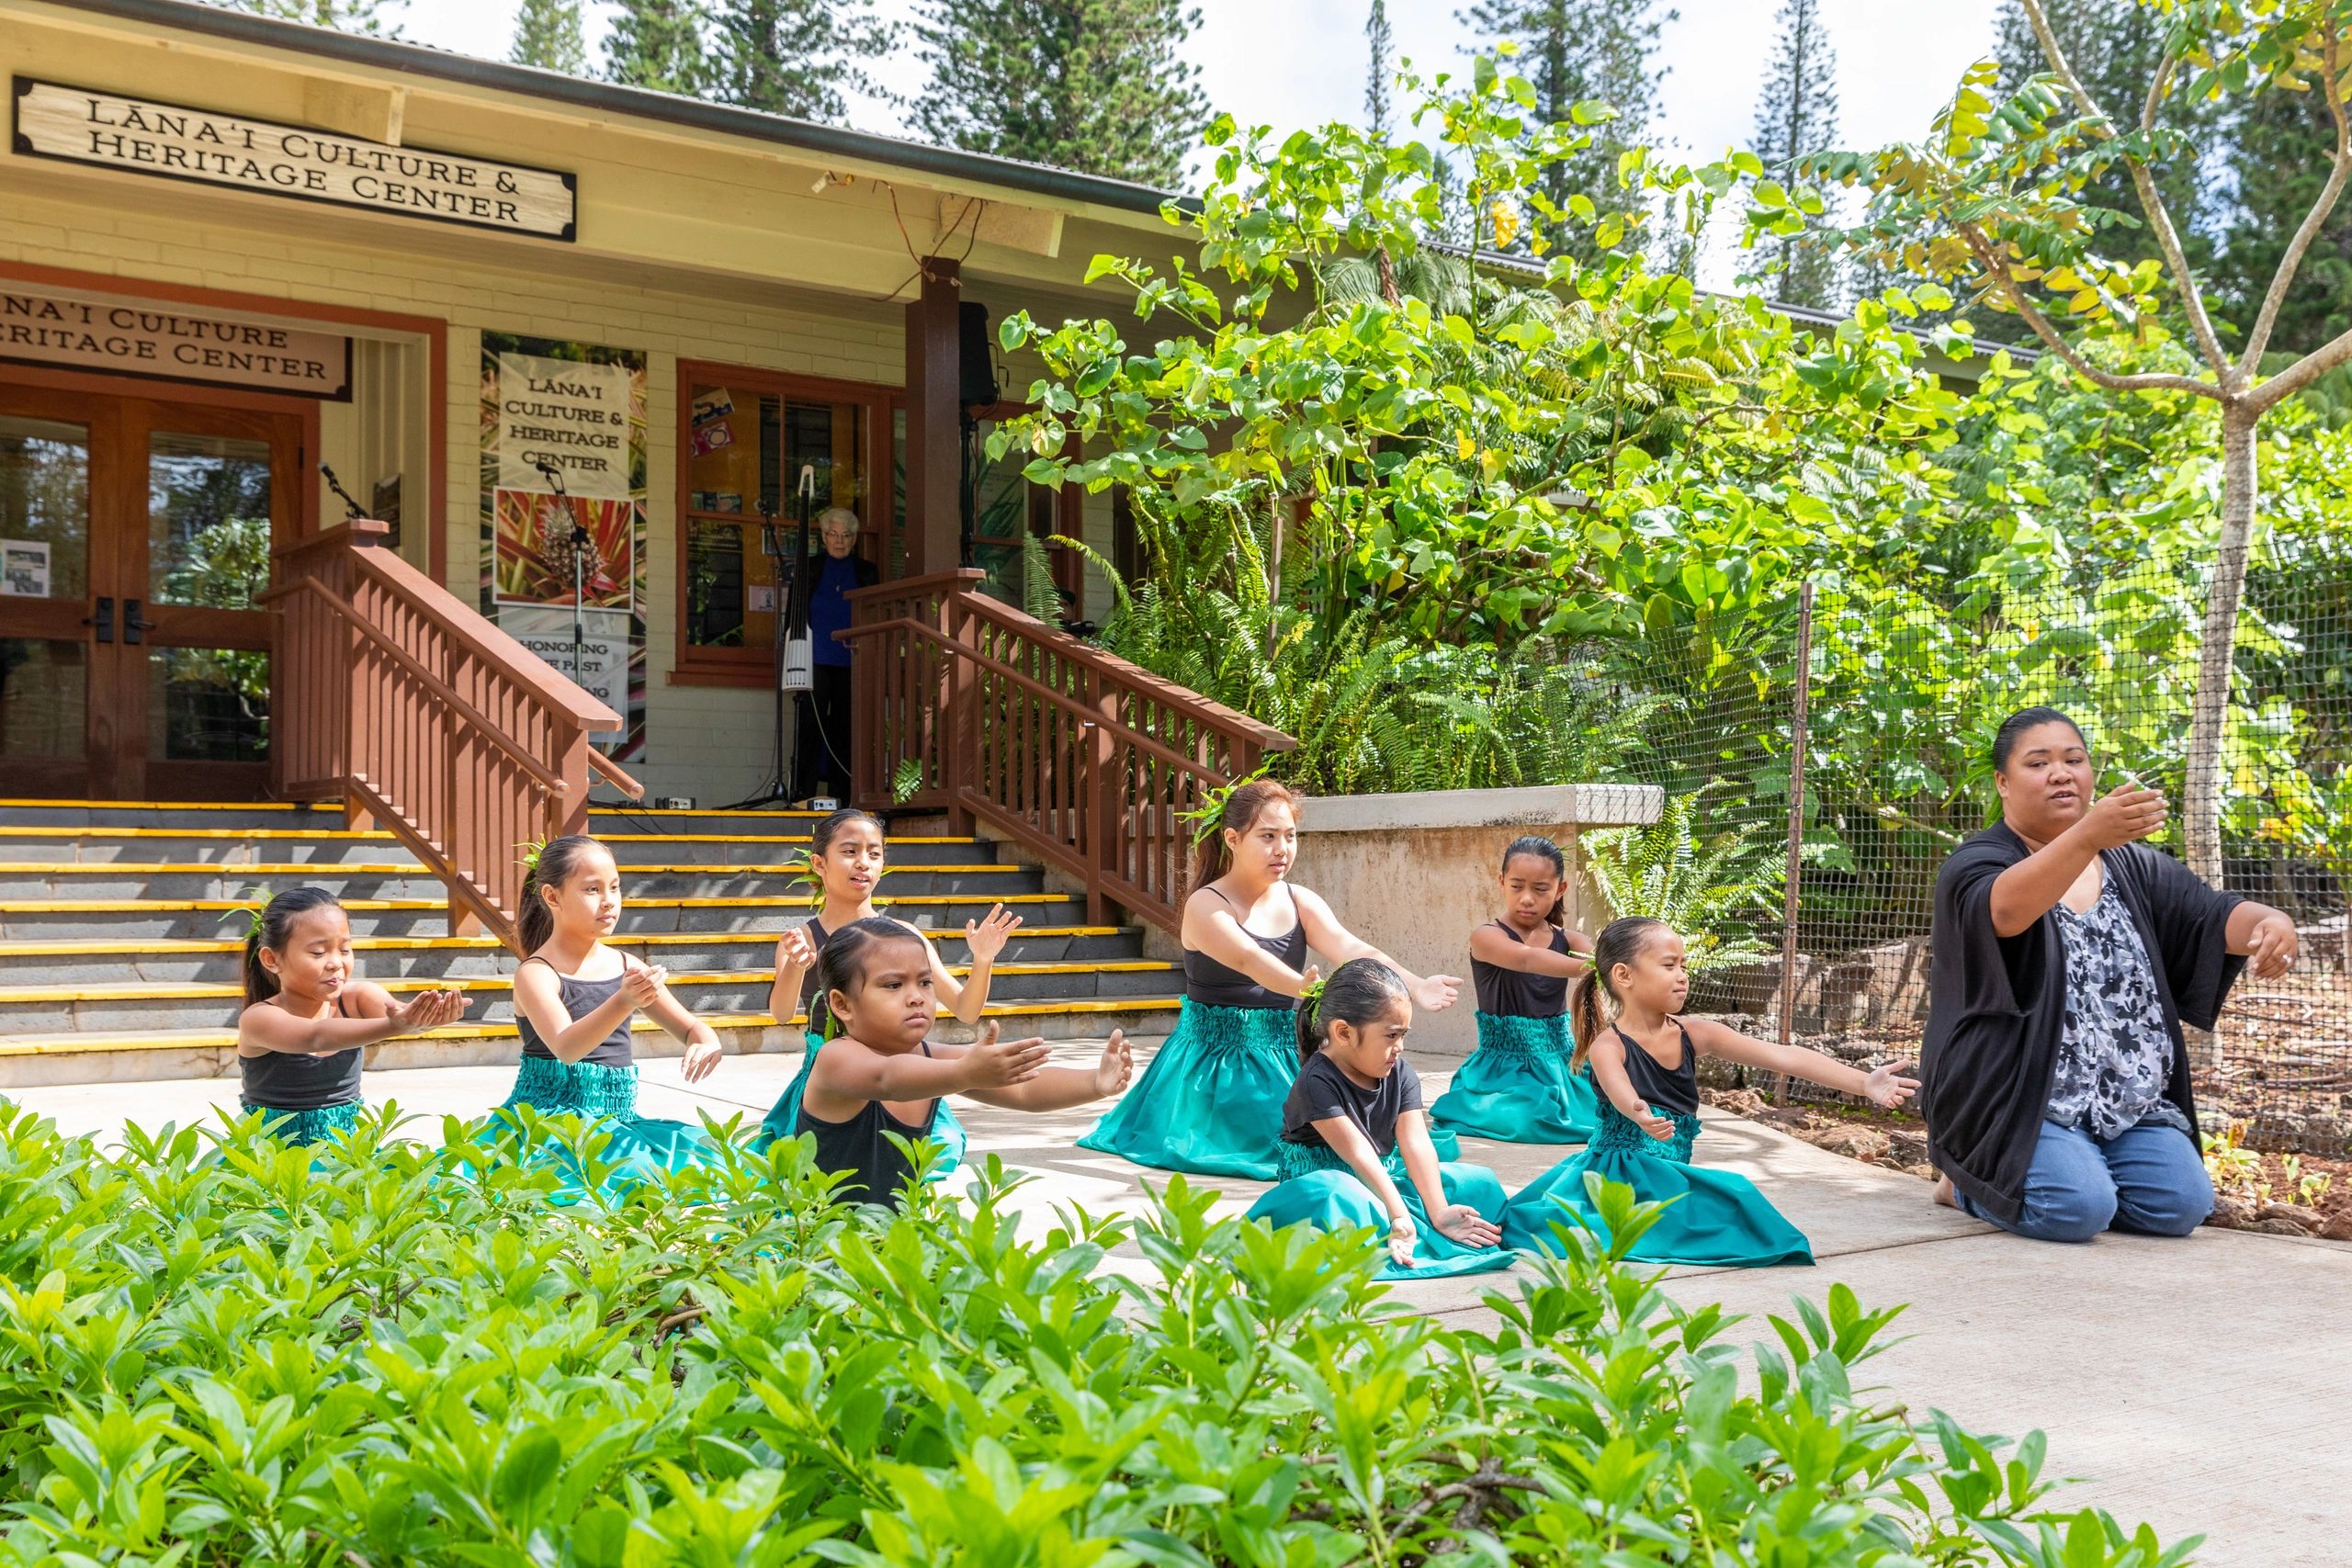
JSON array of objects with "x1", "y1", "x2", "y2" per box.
[{"x1": 1700, "y1": 1087, "x2": 2352, "y2": 1243}]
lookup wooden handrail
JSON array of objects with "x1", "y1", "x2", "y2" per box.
[
  {"x1": 844, "y1": 570, "x2": 1296, "y2": 933},
  {"x1": 269, "y1": 519, "x2": 644, "y2": 951}
]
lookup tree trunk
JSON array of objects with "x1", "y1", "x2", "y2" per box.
[{"x1": 2183, "y1": 402, "x2": 2257, "y2": 889}]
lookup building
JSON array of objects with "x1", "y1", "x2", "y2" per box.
[{"x1": 0, "y1": 0, "x2": 1170, "y2": 807}]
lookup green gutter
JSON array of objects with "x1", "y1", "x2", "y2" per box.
[{"x1": 40, "y1": 0, "x2": 1183, "y2": 218}]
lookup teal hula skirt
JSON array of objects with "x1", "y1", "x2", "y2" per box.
[
  {"x1": 1430, "y1": 1011, "x2": 1599, "y2": 1144},
  {"x1": 1076, "y1": 999, "x2": 1296, "y2": 1178},
  {"x1": 1246, "y1": 1141, "x2": 1517, "y2": 1280},
  {"x1": 242, "y1": 1097, "x2": 363, "y2": 1147},
  {"x1": 495, "y1": 1054, "x2": 725, "y2": 1201},
  {"x1": 1501, "y1": 1099, "x2": 1813, "y2": 1267},
  {"x1": 750, "y1": 1033, "x2": 967, "y2": 1182}
]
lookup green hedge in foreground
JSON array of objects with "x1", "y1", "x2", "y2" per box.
[{"x1": 0, "y1": 1105, "x2": 2196, "y2": 1568}]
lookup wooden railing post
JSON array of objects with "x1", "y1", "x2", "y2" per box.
[
  {"x1": 1088, "y1": 663, "x2": 1118, "y2": 926},
  {"x1": 942, "y1": 589, "x2": 977, "y2": 836}
]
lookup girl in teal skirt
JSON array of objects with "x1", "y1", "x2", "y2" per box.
[
  {"x1": 1431, "y1": 836, "x2": 1598, "y2": 1143},
  {"x1": 500, "y1": 834, "x2": 731, "y2": 1200},
  {"x1": 1246, "y1": 958, "x2": 1513, "y2": 1280},
  {"x1": 235, "y1": 886, "x2": 469, "y2": 1145},
  {"x1": 1077, "y1": 779, "x2": 1464, "y2": 1179},
  {"x1": 1501, "y1": 917, "x2": 1918, "y2": 1267},
  {"x1": 753, "y1": 808, "x2": 1023, "y2": 1174},
  {"x1": 792, "y1": 917, "x2": 1132, "y2": 1206}
]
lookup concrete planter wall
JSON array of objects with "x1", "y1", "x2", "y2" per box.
[{"x1": 1287, "y1": 784, "x2": 1664, "y2": 1058}]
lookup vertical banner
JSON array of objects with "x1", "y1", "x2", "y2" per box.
[{"x1": 479, "y1": 333, "x2": 647, "y2": 758}]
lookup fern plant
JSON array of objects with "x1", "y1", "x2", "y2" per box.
[{"x1": 1584, "y1": 790, "x2": 1781, "y2": 972}]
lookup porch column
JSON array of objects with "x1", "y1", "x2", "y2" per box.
[{"x1": 902, "y1": 257, "x2": 963, "y2": 577}]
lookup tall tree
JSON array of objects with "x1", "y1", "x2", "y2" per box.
[
  {"x1": 1749, "y1": 0, "x2": 1841, "y2": 310},
  {"x1": 604, "y1": 0, "x2": 707, "y2": 96},
  {"x1": 906, "y1": 1, "x2": 1207, "y2": 186},
  {"x1": 1454, "y1": 0, "x2": 1676, "y2": 258},
  {"x1": 212, "y1": 0, "x2": 403, "y2": 34},
  {"x1": 707, "y1": 0, "x2": 893, "y2": 123},
  {"x1": 1365, "y1": 0, "x2": 1395, "y2": 138},
  {"x1": 2217, "y1": 87, "x2": 2352, "y2": 359},
  {"x1": 511, "y1": 0, "x2": 587, "y2": 74},
  {"x1": 1819, "y1": 0, "x2": 2352, "y2": 887}
]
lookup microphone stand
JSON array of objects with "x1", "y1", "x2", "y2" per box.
[{"x1": 723, "y1": 468, "x2": 818, "y2": 810}]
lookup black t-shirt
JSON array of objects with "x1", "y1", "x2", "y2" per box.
[{"x1": 1280, "y1": 1051, "x2": 1423, "y2": 1157}]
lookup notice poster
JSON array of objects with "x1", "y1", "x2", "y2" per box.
[
  {"x1": 480, "y1": 333, "x2": 646, "y2": 759},
  {"x1": 1, "y1": 539, "x2": 49, "y2": 597}
]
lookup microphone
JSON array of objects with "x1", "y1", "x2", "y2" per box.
[{"x1": 531, "y1": 457, "x2": 569, "y2": 498}]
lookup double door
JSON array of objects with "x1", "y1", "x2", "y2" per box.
[{"x1": 0, "y1": 383, "x2": 302, "y2": 800}]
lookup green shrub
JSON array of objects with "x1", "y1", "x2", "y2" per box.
[{"x1": 0, "y1": 1103, "x2": 2194, "y2": 1566}]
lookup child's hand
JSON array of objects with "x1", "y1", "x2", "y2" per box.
[
  {"x1": 680, "y1": 1037, "x2": 724, "y2": 1084},
  {"x1": 1636, "y1": 1108, "x2": 1677, "y2": 1141},
  {"x1": 1093, "y1": 1029, "x2": 1134, "y2": 1096},
  {"x1": 388, "y1": 987, "x2": 468, "y2": 1034},
  {"x1": 1412, "y1": 973, "x2": 1463, "y2": 1012},
  {"x1": 1428, "y1": 1203, "x2": 1501, "y2": 1249},
  {"x1": 622, "y1": 963, "x2": 669, "y2": 1011},
  {"x1": 775, "y1": 923, "x2": 820, "y2": 973},
  {"x1": 1862, "y1": 1059, "x2": 1920, "y2": 1109},
  {"x1": 1385, "y1": 1209, "x2": 1419, "y2": 1269},
  {"x1": 966, "y1": 1021, "x2": 1051, "y2": 1087},
  {"x1": 964, "y1": 904, "x2": 1023, "y2": 964}
]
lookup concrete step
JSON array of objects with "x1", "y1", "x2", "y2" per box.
[
  {"x1": 0, "y1": 863, "x2": 1043, "y2": 902},
  {"x1": 0, "y1": 925, "x2": 1145, "y2": 985},
  {"x1": 0, "y1": 891, "x2": 1097, "y2": 941},
  {"x1": 0, "y1": 957, "x2": 1182, "y2": 1032},
  {"x1": 0, "y1": 828, "x2": 1001, "y2": 867},
  {"x1": 0, "y1": 799, "x2": 842, "y2": 838},
  {"x1": 0, "y1": 995, "x2": 1182, "y2": 1087}
]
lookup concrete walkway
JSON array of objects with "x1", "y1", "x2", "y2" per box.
[{"x1": 11, "y1": 1043, "x2": 2347, "y2": 1567}]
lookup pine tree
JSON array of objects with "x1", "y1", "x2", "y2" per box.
[
  {"x1": 1365, "y1": 0, "x2": 1395, "y2": 138},
  {"x1": 1749, "y1": 0, "x2": 1841, "y2": 310},
  {"x1": 212, "y1": 0, "x2": 404, "y2": 35},
  {"x1": 604, "y1": 0, "x2": 707, "y2": 96},
  {"x1": 511, "y1": 0, "x2": 587, "y2": 74},
  {"x1": 1454, "y1": 0, "x2": 1676, "y2": 258},
  {"x1": 2215, "y1": 87, "x2": 2352, "y2": 358},
  {"x1": 906, "y1": 1, "x2": 1207, "y2": 187},
  {"x1": 707, "y1": 0, "x2": 894, "y2": 123}
]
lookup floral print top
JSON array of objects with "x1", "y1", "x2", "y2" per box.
[{"x1": 2047, "y1": 885, "x2": 2189, "y2": 1140}]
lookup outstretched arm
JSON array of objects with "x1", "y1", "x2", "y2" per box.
[
  {"x1": 948, "y1": 1029, "x2": 1134, "y2": 1111},
  {"x1": 511, "y1": 961, "x2": 639, "y2": 1065},
  {"x1": 931, "y1": 905, "x2": 1023, "y2": 1025},
  {"x1": 628, "y1": 957, "x2": 725, "y2": 1084},
  {"x1": 1989, "y1": 784, "x2": 2165, "y2": 936},
  {"x1": 1293, "y1": 886, "x2": 1461, "y2": 1012},
  {"x1": 1684, "y1": 1017, "x2": 1917, "y2": 1108},
  {"x1": 803, "y1": 1021, "x2": 1053, "y2": 1117},
  {"x1": 1468, "y1": 923, "x2": 1593, "y2": 978},
  {"x1": 239, "y1": 985, "x2": 468, "y2": 1055},
  {"x1": 2224, "y1": 899, "x2": 2298, "y2": 979},
  {"x1": 1584, "y1": 1032, "x2": 1678, "y2": 1142},
  {"x1": 1181, "y1": 892, "x2": 1313, "y2": 997}
]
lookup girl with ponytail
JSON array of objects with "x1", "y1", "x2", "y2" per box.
[
  {"x1": 1430, "y1": 836, "x2": 1601, "y2": 1144},
  {"x1": 1243, "y1": 959, "x2": 1513, "y2": 1279},
  {"x1": 499, "y1": 834, "x2": 730, "y2": 1200},
  {"x1": 235, "y1": 886, "x2": 468, "y2": 1145},
  {"x1": 753, "y1": 807, "x2": 1021, "y2": 1172},
  {"x1": 1078, "y1": 778, "x2": 1465, "y2": 1180},
  {"x1": 784, "y1": 917, "x2": 1132, "y2": 1207},
  {"x1": 1500, "y1": 917, "x2": 1920, "y2": 1267}
]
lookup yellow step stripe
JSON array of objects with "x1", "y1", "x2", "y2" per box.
[
  {"x1": 0, "y1": 960, "x2": 1177, "y2": 1003},
  {"x1": 0, "y1": 862, "x2": 1023, "y2": 877},
  {"x1": 0, "y1": 799, "x2": 821, "y2": 818},
  {"x1": 0, "y1": 997, "x2": 1182, "y2": 1056},
  {"x1": 0, "y1": 894, "x2": 1079, "y2": 914},
  {"x1": 0, "y1": 827, "x2": 973, "y2": 844},
  {"x1": 0, "y1": 926, "x2": 1127, "y2": 958}
]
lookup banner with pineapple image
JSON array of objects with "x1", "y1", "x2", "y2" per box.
[{"x1": 478, "y1": 333, "x2": 647, "y2": 759}]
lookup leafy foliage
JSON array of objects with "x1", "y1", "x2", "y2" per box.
[
  {"x1": 0, "y1": 1103, "x2": 2200, "y2": 1566},
  {"x1": 1585, "y1": 790, "x2": 1781, "y2": 971}
]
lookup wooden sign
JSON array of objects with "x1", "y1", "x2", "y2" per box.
[
  {"x1": 0, "y1": 286, "x2": 351, "y2": 399},
  {"x1": 11, "y1": 78, "x2": 577, "y2": 242}
]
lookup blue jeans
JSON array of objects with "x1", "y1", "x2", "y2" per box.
[{"x1": 1958, "y1": 1118, "x2": 2212, "y2": 1243}]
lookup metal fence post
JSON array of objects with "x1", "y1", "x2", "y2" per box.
[{"x1": 1770, "y1": 582, "x2": 1815, "y2": 1105}]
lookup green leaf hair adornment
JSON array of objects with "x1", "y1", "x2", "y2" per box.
[
  {"x1": 783, "y1": 847, "x2": 821, "y2": 909},
  {"x1": 1297, "y1": 974, "x2": 1327, "y2": 1021},
  {"x1": 220, "y1": 902, "x2": 267, "y2": 943},
  {"x1": 516, "y1": 839, "x2": 548, "y2": 877},
  {"x1": 1178, "y1": 763, "x2": 1272, "y2": 852}
]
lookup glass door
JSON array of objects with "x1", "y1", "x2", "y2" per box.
[{"x1": 0, "y1": 386, "x2": 300, "y2": 800}]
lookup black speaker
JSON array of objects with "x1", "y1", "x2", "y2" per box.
[{"x1": 959, "y1": 301, "x2": 999, "y2": 408}]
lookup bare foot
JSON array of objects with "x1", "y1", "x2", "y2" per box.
[{"x1": 1931, "y1": 1173, "x2": 1956, "y2": 1209}]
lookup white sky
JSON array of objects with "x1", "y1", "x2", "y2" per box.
[{"x1": 392, "y1": 0, "x2": 2006, "y2": 165}]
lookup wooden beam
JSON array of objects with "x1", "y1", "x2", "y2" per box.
[{"x1": 903, "y1": 257, "x2": 963, "y2": 578}]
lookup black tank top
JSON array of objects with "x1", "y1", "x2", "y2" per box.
[
  {"x1": 797, "y1": 918, "x2": 831, "y2": 1010},
  {"x1": 240, "y1": 993, "x2": 364, "y2": 1109},
  {"x1": 1472, "y1": 920, "x2": 1574, "y2": 1016},
  {"x1": 514, "y1": 957, "x2": 636, "y2": 1067},
  {"x1": 1612, "y1": 1023, "x2": 1699, "y2": 1116},
  {"x1": 1182, "y1": 884, "x2": 1308, "y2": 1010},
  {"x1": 794, "y1": 1042, "x2": 940, "y2": 1206}
]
